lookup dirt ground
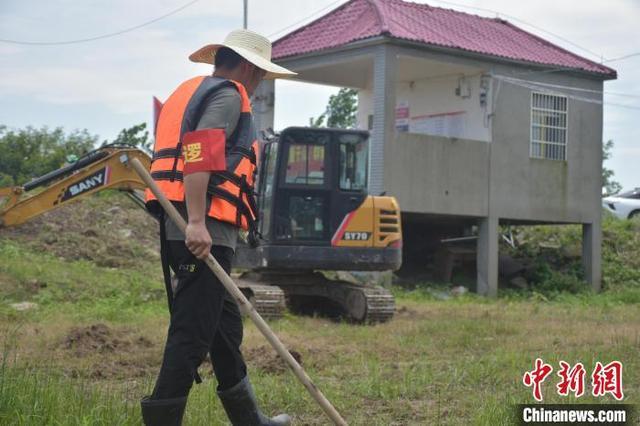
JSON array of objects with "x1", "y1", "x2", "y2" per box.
[
  {"x1": 63, "y1": 328, "x2": 305, "y2": 379},
  {"x1": 0, "y1": 193, "x2": 159, "y2": 268},
  {"x1": 243, "y1": 346, "x2": 303, "y2": 374},
  {"x1": 50, "y1": 323, "x2": 156, "y2": 380}
]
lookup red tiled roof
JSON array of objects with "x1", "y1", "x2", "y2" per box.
[{"x1": 272, "y1": 0, "x2": 616, "y2": 78}]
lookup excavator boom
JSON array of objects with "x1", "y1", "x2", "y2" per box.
[{"x1": 0, "y1": 147, "x2": 151, "y2": 227}]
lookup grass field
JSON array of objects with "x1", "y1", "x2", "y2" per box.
[{"x1": 0, "y1": 237, "x2": 638, "y2": 425}]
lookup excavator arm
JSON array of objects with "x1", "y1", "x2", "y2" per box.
[{"x1": 0, "y1": 147, "x2": 151, "y2": 227}]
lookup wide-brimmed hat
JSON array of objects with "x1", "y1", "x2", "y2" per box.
[{"x1": 189, "y1": 29, "x2": 296, "y2": 80}]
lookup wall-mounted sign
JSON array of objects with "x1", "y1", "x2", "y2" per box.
[
  {"x1": 395, "y1": 100, "x2": 410, "y2": 132},
  {"x1": 410, "y1": 111, "x2": 466, "y2": 138}
]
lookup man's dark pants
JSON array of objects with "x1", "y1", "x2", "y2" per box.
[{"x1": 151, "y1": 240, "x2": 247, "y2": 399}]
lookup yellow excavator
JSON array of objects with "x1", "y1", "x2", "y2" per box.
[{"x1": 0, "y1": 127, "x2": 402, "y2": 322}]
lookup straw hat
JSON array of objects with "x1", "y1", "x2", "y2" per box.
[{"x1": 189, "y1": 29, "x2": 296, "y2": 80}]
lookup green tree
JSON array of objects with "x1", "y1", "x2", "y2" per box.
[
  {"x1": 326, "y1": 88, "x2": 358, "y2": 128},
  {"x1": 105, "y1": 122, "x2": 151, "y2": 153},
  {"x1": 0, "y1": 126, "x2": 97, "y2": 187},
  {"x1": 309, "y1": 88, "x2": 358, "y2": 129},
  {"x1": 602, "y1": 139, "x2": 622, "y2": 196}
]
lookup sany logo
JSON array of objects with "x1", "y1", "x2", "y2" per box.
[
  {"x1": 61, "y1": 167, "x2": 110, "y2": 202},
  {"x1": 69, "y1": 175, "x2": 102, "y2": 196},
  {"x1": 523, "y1": 358, "x2": 624, "y2": 402}
]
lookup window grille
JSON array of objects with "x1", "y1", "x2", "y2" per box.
[{"x1": 530, "y1": 92, "x2": 568, "y2": 161}]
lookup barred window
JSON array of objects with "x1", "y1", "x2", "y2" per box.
[{"x1": 530, "y1": 92, "x2": 568, "y2": 161}]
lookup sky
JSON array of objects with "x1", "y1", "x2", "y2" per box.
[{"x1": 0, "y1": 0, "x2": 638, "y2": 190}]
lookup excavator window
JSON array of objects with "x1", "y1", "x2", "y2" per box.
[
  {"x1": 338, "y1": 134, "x2": 368, "y2": 191},
  {"x1": 288, "y1": 195, "x2": 325, "y2": 240},
  {"x1": 284, "y1": 143, "x2": 326, "y2": 185},
  {"x1": 274, "y1": 130, "x2": 330, "y2": 243},
  {"x1": 258, "y1": 142, "x2": 279, "y2": 239}
]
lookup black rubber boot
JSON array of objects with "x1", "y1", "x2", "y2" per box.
[
  {"x1": 217, "y1": 376, "x2": 291, "y2": 426},
  {"x1": 140, "y1": 395, "x2": 187, "y2": 426}
]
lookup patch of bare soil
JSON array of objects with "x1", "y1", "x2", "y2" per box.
[
  {"x1": 62, "y1": 323, "x2": 153, "y2": 356},
  {"x1": 0, "y1": 193, "x2": 159, "y2": 268},
  {"x1": 395, "y1": 306, "x2": 418, "y2": 318},
  {"x1": 60, "y1": 323, "x2": 157, "y2": 379},
  {"x1": 244, "y1": 346, "x2": 303, "y2": 374},
  {"x1": 393, "y1": 304, "x2": 433, "y2": 321}
]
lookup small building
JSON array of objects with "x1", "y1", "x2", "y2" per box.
[{"x1": 253, "y1": 0, "x2": 617, "y2": 295}]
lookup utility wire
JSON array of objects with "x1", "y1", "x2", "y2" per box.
[
  {"x1": 492, "y1": 75, "x2": 640, "y2": 99},
  {"x1": 402, "y1": 69, "x2": 640, "y2": 100},
  {"x1": 492, "y1": 74, "x2": 640, "y2": 110},
  {"x1": 597, "y1": 102, "x2": 639, "y2": 111},
  {"x1": 3, "y1": 0, "x2": 637, "y2": 71},
  {"x1": 425, "y1": 0, "x2": 605, "y2": 60},
  {"x1": 0, "y1": 0, "x2": 200, "y2": 46},
  {"x1": 267, "y1": 0, "x2": 346, "y2": 39},
  {"x1": 429, "y1": 0, "x2": 640, "y2": 67},
  {"x1": 603, "y1": 52, "x2": 640, "y2": 63}
]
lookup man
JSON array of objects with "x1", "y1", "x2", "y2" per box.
[{"x1": 142, "y1": 29, "x2": 296, "y2": 426}]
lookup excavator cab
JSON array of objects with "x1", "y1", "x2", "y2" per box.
[{"x1": 235, "y1": 127, "x2": 401, "y2": 323}]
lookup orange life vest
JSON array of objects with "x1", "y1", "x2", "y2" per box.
[{"x1": 145, "y1": 76, "x2": 259, "y2": 234}]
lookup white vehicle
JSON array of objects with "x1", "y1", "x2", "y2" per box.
[{"x1": 602, "y1": 188, "x2": 640, "y2": 219}]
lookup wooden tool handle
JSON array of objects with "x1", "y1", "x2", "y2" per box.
[{"x1": 130, "y1": 158, "x2": 348, "y2": 426}]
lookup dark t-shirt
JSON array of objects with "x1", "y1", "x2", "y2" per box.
[{"x1": 164, "y1": 81, "x2": 241, "y2": 249}]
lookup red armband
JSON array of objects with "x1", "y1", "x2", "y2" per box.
[{"x1": 182, "y1": 128, "x2": 227, "y2": 175}]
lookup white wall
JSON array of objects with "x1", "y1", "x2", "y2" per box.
[{"x1": 357, "y1": 73, "x2": 492, "y2": 142}]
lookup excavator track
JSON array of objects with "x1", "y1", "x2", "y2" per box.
[
  {"x1": 342, "y1": 283, "x2": 395, "y2": 324},
  {"x1": 237, "y1": 281, "x2": 286, "y2": 320},
  {"x1": 239, "y1": 272, "x2": 395, "y2": 324}
]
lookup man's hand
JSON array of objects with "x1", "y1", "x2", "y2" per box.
[
  {"x1": 185, "y1": 221, "x2": 212, "y2": 260},
  {"x1": 184, "y1": 170, "x2": 212, "y2": 260}
]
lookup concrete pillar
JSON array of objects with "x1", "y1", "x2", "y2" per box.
[
  {"x1": 370, "y1": 45, "x2": 397, "y2": 195},
  {"x1": 252, "y1": 79, "x2": 275, "y2": 136},
  {"x1": 582, "y1": 222, "x2": 602, "y2": 292},
  {"x1": 477, "y1": 216, "x2": 499, "y2": 297}
]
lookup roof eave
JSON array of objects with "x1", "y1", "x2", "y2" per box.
[
  {"x1": 273, "y1": 35, "x2": 389, "y2": 63},
  {"x1": 391, "y1": 38, "x2": 618, "y2": 81},
  {"x1": 274, "y1": 35, "x2": 617, "y2": 81}
]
